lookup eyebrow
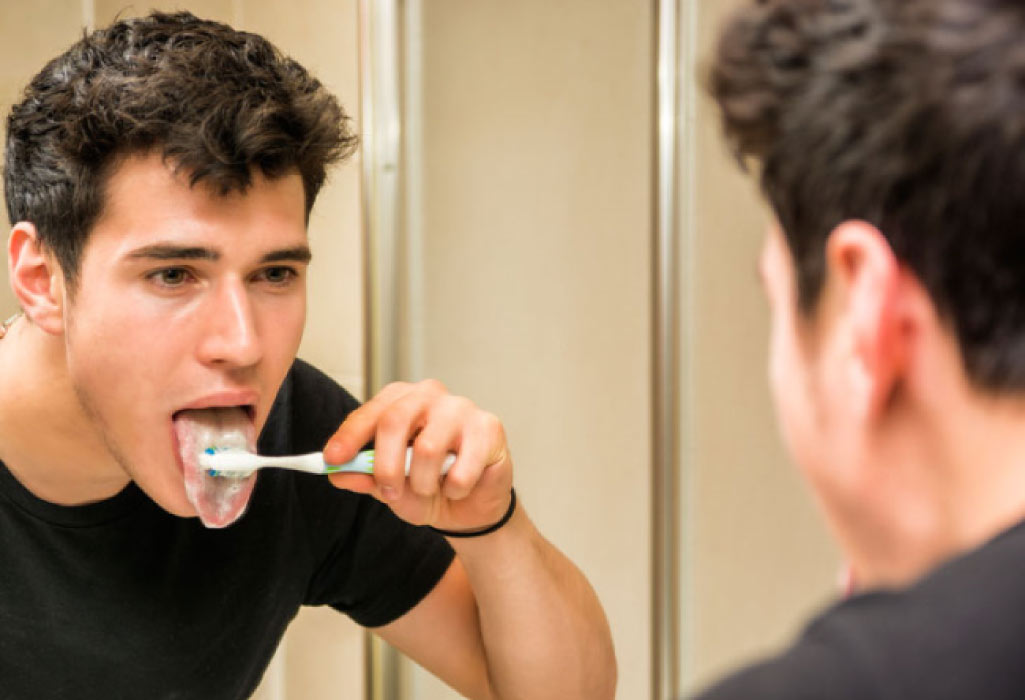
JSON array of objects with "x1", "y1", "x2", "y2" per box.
[
  {"x1": 259, "y1": 246, "x2": 312, "y2": 265},
  {"x1": 125, "y1": 244, "x2": 312, "y2": 265},
  {"x1": 127, "y1": 245, "x2": 219, "y2": 261}
]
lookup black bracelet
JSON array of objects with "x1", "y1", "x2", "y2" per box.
[{"x1": 429, "y1": 489, "x2": 517, "y2": 539}]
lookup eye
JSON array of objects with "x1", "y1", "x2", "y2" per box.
[
  {"x1": 256, "y1": 266, "x2": 299, "y2": 286},
  {"x1": 148, "y1": 267, "x2": 194, "y2": 288}
]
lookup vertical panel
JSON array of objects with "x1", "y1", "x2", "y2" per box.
[
  {"x1": 678, "y1": 0, "x2": 840, "y2": 694},
  {"x1": 414, "y1": 1, "x2": 653, "y2": 698},
  {"x1": 653, "y1": 0, "x2": 681, "y2": 696},
  {"x1": 0, "y1": 0, "x2": 86, "y2": 318},
  {"x1": 359, "y1": 0, "x2": 413, "y2": 697}
]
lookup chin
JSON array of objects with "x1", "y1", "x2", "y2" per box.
[
  {"x1": 125, "y1": 451, "x2": 197, "y2": 519},
  {"x1": 160, "y1": 496, "x2": 199, "y2": 519}
]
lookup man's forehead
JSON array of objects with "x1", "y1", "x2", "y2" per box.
[
  {"x1": 89, "y1": 153, "x2": 307, "y2": 254},
  {"x1": 101, "y1": 153, "x2": 305, "y2": 211}
]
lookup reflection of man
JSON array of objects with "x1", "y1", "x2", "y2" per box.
[
  {"x1": 0, "y1": 12, "x2": 614, "y2": 698},
  {"x1": 691, "y1": 1, "x2": 1025, "y2": 698}
]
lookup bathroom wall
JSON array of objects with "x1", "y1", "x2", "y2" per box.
[{"x1": 408, "y1": 1, "x2": 653, "y2": 697}]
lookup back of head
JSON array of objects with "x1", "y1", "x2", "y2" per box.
[
  {"x1": 710, "y1": 0, "x2": 1025, "y2": 391},
  {"x1": 4, "y1": 11, "x2": 357, "y2": 287}
]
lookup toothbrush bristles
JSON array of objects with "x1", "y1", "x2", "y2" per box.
[{"x1": 206, "y1": 468, "x2": 251, "y2": 478}]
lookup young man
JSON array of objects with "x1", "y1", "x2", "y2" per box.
[
  {"x1": 693, "y1": 0, "x2": 1025, "y2": 698},
  {"x1": 0, "y1": 12, "x2": 615, "y2": 699}
]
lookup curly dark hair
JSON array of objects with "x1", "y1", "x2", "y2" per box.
[
  {"x1": 4, "y1": 11, "x2": 358, "y2": 288},
  {"x1": 710, "y1": 0, "x2": 1025, "y2": 390}
]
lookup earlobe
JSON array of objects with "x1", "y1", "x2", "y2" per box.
[
  {"x1": 826, "y1": 221, "x2": 905, "y2": 420},
  {"x1": 7, "y1": 222, "x2": 65, "y2": 335}
]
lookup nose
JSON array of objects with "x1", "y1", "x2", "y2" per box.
[{"x1": 196, "y1": 279, "x2": 263, "y2": 368}]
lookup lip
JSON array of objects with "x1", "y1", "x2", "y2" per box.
[{"x1": 174, "y1": 390, "x2": 260, "y2": 416}]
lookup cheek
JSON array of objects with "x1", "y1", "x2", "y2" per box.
[
  {"x1": 65, "y1": 290, "x2": 188, "y2": 406},
  {"x1": 262, "y1": 293, "x2": 306, "y2": 359},
  {"x1": 769, "y1": 324, "x2": 800, "y2": 449},
  {"x1": 768, "y1": 311, "x2": 820, "y2": 475}
]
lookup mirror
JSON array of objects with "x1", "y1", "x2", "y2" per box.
[{"x1": 0, "y1": 2, "x2": 839, "y2": 699}]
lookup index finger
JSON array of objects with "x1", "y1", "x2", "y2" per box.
[{"x1": 323, "y1": 382, "x2": 412, "y2": 464}]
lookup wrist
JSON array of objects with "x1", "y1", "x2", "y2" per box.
[
  {"x1": 429, "y1": 488, "x2": 517, "y2": 539},
  {"x1": 444, "y1": 501, "x2": 539, "y2": 580}
]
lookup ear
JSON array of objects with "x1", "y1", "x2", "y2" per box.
[
  {"x1": 7, "y1": 222, "x2": 66, "y2": 335},
  {"x1": 825, "y1": 220, "x2": 905, "y2": 420}
]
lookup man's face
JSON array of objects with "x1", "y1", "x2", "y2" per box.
[{"x1": 62, "y1": 154, "x2": 309, "y2": 520}]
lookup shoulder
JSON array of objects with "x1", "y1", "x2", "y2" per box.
[
  {"x1": 691, "y1": 607, "x2": 879, "y2": 700},
  {"x1": 694, "y1": 521, "x2": 1025, "y2": 700}
]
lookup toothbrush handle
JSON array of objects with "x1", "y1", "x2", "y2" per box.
[
  {"x1": 325, "y1": 447, "x2": 456, "y2": 477},
  {"x1": 212, "y1": 447, "x2": 457, "y2": 476}
]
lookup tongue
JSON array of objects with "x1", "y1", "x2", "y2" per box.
[{"x1": 174, "y1": 407, "x2": 257, "y2": 529}]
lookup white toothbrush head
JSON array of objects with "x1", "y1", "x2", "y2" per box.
[{"x1": 198, "y1": 446, "x2": 259, "y2": 477}]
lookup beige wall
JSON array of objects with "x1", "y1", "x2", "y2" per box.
[
  {"x1": 413, "y1": 1, "x2": 653, "y2": 698},
  {"x1": 2, "y1": 3, "x2": 365, "y2": 699},
  {"x1": 681, "y1": 1, "x2": 840, "y2": 693}
]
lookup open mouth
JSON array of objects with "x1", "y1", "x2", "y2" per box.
[{"x1": 172, "y1": 405, "x2": 258, "y2": 529}]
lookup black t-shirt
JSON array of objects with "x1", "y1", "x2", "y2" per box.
[
  {"x1": 693, "y1": 518, "x2": 1025, "y2": 699},
  {"x1": 0, "y1": 359, "x2": 455, "y2": 700}
]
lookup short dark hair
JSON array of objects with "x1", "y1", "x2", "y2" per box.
[
  {"x1": 710, "y1": 0, "x2": 1025, "y2": 391},
  {"x1": 4, "y1": 11, "x2": 357, "y2": 288}
]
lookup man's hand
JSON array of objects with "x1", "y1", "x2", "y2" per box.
[
  {"x1": 328, "y1": 380, "x2": 617, "y2": 699},
  {"x1": 323, "y1": 380, "x2": 514, "y2": 533}
]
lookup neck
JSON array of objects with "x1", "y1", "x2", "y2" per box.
[
  {"x1": 846, "y1": 384, "x2": 1025, "y2": 591},
  {"x1": 940, "y1": 395, "x2": 1025, "y2": 547},
  {"x1": 0, "y1": 317, "x2": 128, "y2": 505}
]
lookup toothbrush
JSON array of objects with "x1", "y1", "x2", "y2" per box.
[{"x1": 200, "y1": 446, "x2": 456, "y2": 478}]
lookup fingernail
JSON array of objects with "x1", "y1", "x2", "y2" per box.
[{"x1": 381, "y1": 486, "x2": 398, "y2": 501}]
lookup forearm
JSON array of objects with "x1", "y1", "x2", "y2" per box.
[{"x1": 450, "y1": 501, "x2": 617, "y2": 700}]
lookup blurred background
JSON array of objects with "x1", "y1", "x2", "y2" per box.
[{"x1": 0, "y1": 2, "x2": 839, "y2": 699}]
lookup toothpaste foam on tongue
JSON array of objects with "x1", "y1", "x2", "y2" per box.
[{"x1": 174, "y1": 407, "x2": 257, "y2": 529}]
